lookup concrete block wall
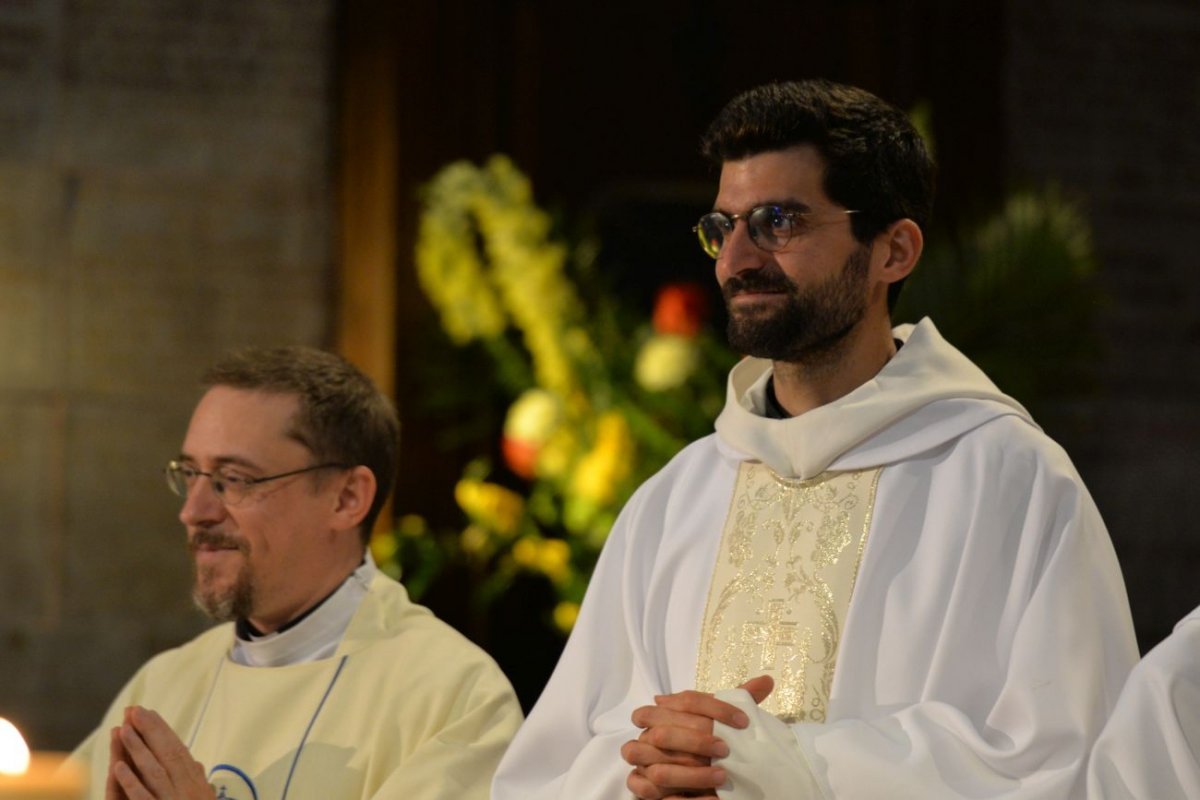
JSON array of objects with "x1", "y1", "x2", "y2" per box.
[
  {"x1": 0, "y1": 0, "x2": 333, "y2": 749},
  {"x1": 1006, "y1": 0, "x2": 1200, "y2": 648}
]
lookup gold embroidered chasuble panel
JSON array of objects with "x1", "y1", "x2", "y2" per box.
[{"x1": 695, "y1": 463, "x2": 881, "y2": 723}]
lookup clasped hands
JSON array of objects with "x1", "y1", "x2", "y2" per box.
[
  {"x1": 107, "y1": 706, "x2": 215, "y2": 800},
  {"x1": 622, "y1": 675, "x2": 773, "y2": 800}
]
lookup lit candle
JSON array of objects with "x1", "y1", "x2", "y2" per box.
[{"x1": 0, "y1": 719, "x2": 84, "y2": 800}]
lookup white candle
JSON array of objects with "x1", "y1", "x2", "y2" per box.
[{"x1": 0, "y1": 719, "x2": 84, "y2": 800}]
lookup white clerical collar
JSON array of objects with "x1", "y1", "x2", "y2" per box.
[{"x1": 230, "y1": 556, "x2": 375, "y2": 667}]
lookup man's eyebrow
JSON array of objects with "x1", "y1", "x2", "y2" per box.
[
  {"x1": 175, "y1": 454, "x2": 263, "y2": 471},
  {"x1": 711, "y1": 198, "x2": 815, "y2": 214},
  {"x1": 763, "y1": 199, "x2": 815, "y2": 213}
]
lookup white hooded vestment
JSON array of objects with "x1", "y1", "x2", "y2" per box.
[{"x1": 492, "y1": 319, "x2": 1137, "y2": 800}]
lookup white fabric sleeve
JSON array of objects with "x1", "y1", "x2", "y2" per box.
[
  {"x1": 713, "y1": 689, "x2": 825, "y2": 800},
  {"x1": 1087, "y1": 610, "x2": 1200, "y2": 800},
  {"x1": 490, "y1": 497, "x2": 644, "y2": 800}
]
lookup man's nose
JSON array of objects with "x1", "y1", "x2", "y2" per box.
[
  {"x1": 715, "y1": 220, "x2": 767, "y2": 281},
  {"x1": 179, "y1": 475, "x2": 228, "y2": 527}
]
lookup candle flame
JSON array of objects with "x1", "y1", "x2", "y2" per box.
[{"x1": 0, "y1": 717, "x2": 31, "y2": 775}]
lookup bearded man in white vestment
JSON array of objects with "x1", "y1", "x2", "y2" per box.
[
  {"x1": 1088, "y1": 604, "x2": 1200, "y2": 799},
  {"x1": 491, "y1": 79, "x2": 1138, "y2": 800},
  {"x1": 70, "y1": 346, "x2": 522, "y2": 800}
]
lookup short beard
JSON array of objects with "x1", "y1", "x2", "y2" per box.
[
  {"x1": 189, "y1": 531, "x2": 254, "y2": 622},
  {"x1": 723, "y1": 244, "x2": 871, "y2": 365}
]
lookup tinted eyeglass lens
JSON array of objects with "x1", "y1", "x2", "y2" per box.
[
  {"x1": 696, "y1": 213, "x2": 731, "y2": 258},
  {"x1": 748, "y1": 206, "x2": 793, "y2": 250}
]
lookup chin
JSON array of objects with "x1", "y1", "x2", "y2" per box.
[{"x1": 192, "y1": 572, "x2": 254, "y2": 622}]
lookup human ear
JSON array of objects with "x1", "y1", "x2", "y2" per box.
[
  {"x1": 332, "y1": 466, "x2": 377, "y2": 531},
  {"x1": 876, "y1": 218, "x2": 923, "y2": 285}
]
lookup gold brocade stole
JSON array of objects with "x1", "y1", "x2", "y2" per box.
[{"x1": 695, "y1": 463, "x2": 881, "y2": 723}]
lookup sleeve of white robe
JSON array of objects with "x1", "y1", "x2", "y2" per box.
[
  {"x1": 491, "y1": 484, "x2": 655, "y2": 800},
  {"x1": 1087, "y1": 608, "x2": 1200, "y2": 800},
  {"x1": 711, "y1": 464, "x2": 1137, "y2": 800}
]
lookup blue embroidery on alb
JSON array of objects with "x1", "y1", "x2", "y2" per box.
[
  {"x1": 194, "y1": 654, "x2": 349, "y2": 800},
  {"x1": 209, "y1": 763, "x2": 259, "y2": 800},
  {"x1": 280, "y1": 655, "x2": 350, "y2": 800}
]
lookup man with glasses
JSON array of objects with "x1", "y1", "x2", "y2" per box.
[
  {"x1": 493, "y1": 80, "x2": 1136, "y2": 799},
  {"x1": 71, "y1": 346, "x2": 521, "y2": 799}
]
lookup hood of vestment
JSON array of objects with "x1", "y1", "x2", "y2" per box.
[{"x1": 713, "y1": 317, "x2": 1034, "y2": 480}]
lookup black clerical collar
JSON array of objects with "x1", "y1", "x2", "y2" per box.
[
  {"x1": 764, "y1": 339, "x2": 903, "y2": 420},
  {"x1": 235, "y1": 582, "x2": 343, "y2": 640},
  {"x1": 764, "y1": 376, "x2": 791, "y2": 419}
]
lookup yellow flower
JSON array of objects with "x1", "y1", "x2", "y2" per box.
[
  {"x1": 455, "y1": 479, "x2": 525, "y2": 537},
  {"x1": 634, "y1": 334, "x2": 700, "y2": 392},
  {"x1": 553, "y1": 601, "x2": 580, "y2": 633},
  {"x1": 414, "y1": 161, "x2": 509, "y2": 343},
  {"x1": 570, "y1": 411, "x2": 635, "y2": 505},
  {"x1": 512, "y1": 536, "x2": 540, "y2": 569},
  {"x1": 416, "y1": 155, "x2": 604, "y2": 398},
  {"x1": 537, "y1": 428, "x2": 579, "y2": 481},
  {"x1": 536, "y1": 538, "x2": 572, "y2": 585},
  {"x1": 509, "y1": 536, "x2": 573, "y2": 585}
]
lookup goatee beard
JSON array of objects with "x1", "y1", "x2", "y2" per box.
[
  {"x1": 724, "y1": 245, "x2": 871, "y2": 364},
  {"x1": 189, "y1": 531, "x2": 254, "y2": 622}
]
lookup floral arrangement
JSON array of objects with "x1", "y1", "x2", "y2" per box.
[{"x1": 372, "y1": 155, "x2": 734, "y2": 634}]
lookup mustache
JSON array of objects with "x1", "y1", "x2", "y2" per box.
[
  {"x1": 722, "y1": 270, "x2": 794, "y2": 301},
  {"x1": 188, "y1": 530, "x2": 249, "y2": 555}
]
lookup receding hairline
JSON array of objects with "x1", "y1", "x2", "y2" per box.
[{"x1": 189, "y1": 384, "x2": 315, "y2": 458}]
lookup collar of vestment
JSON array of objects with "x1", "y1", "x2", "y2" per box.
[
  {"x1": 714, "y1": 317, "x2": 1032, "y2": 480},
  {"x1": 231, "y1": 556, "x2": 375, "y2": 667}
]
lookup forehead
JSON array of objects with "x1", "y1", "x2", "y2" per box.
[
  {"x1": 181, "y1": 386, "x2": 305, "y2": 464},
  {"x1": 715, "y1": 145, "x2": 830, "y2": 210}
]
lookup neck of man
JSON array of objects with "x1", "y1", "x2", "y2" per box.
[
  {"x1": 770, "y1": 313, "x2": 897, "y2": 417},
  {"x1": 246, "y1": 544, "x2": 367, "y2": 634}
]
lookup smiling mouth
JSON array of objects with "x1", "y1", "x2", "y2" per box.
[
  {"x1": 732, "y1": 288, "x2": 784, "y2": 297},
  {"x1": 723, "y1": 273, "x2": 791, "y2": 303},
  {"x1": 189, "y1": 532, "x2": 247, "y2": 557},
  {"x1": 728, "y1": 289, "x2": 788, "y2": 307}
]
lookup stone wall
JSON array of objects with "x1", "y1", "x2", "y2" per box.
[
  {"x1": 1006, "y1": 0, "x2": 1200, "y2": 649},
  {"x1": 0, "y1": 0, "x2": 333, "y2": 749}
]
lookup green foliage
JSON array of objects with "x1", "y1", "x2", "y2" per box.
[{"x1": 896, "y1": 187, "x2": 1103, "y2": 404}]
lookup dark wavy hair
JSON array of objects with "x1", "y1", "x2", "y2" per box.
[
  {"x1": 203, "y1": 345, "x2": 399, "y2": 542},
  {"x1": 701, "y1": 79, "x2": 936, "y2": 310}
]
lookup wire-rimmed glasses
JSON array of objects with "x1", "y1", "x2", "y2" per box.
[
  {"x1": 694, "y1": 205, "x2": 859, "y2": 259},
  {"x1": 164, "y1": 460, "x2": 350, "y2": 506}
]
